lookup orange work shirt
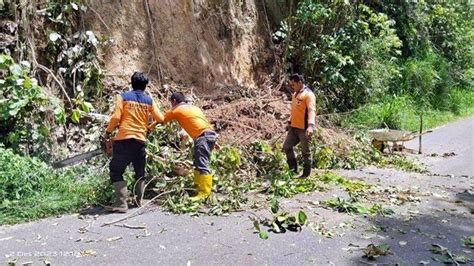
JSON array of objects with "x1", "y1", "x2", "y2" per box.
[
  {"x1": 106, "y1": 90, "x2": 164, "y2": 142},
  {"x1": 290, "y1": 86, "x2": 316, "y2": 129},
  {"x1": 163, "y1": 103, "x2": 213, "y2": 139}
]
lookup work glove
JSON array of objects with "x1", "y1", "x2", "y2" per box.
[{"x1": 100, "y1": 132, "x2": 113, "y2": 157}]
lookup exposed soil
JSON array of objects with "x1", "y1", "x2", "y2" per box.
[{"x1": 85, "y1": 0, "x2": 276, "y2": 95}]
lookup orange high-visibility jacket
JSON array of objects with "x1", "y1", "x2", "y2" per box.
[
  {"x1": 106, "y1": 90, "x2": 164, "y2": 141},
  {"x1": 290, "y1": 86, "x2": 316, "y2": 129},
  {"x1": 163, "y1": 103, "x2": 213, "y2": 139}
]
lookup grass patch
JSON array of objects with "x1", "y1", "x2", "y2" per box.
[
  {"x1": 0, "y1": 147, "x2": 111, "y2": 225},
  {"x1": 342, "y1": 88, "x2": 474, "y2": 131}
]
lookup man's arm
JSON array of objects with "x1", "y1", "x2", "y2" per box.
[
  {"x1": 162, "y1": 110, "x2": 175, "y2": 124},
  {"x1": 147, "y1": 101, "x2": 165, "y2": 133},
  {"x1": 105, "y1": 95, "x2": 123, "y2": 135},
  {"x1": 151, "y1": 101, "x2": 164, "y2": 122},
  {"x1": 305, "y1": 92, "x2": 316, "y2": 137}
]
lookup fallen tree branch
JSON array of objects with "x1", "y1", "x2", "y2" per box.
[
  {"x1": 114, "y1": 223, "x2": 147, "y2": 229},
  {"x1": 101, "y1": 189, "x2": 175, "y2": 227}
]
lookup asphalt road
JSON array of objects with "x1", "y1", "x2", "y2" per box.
[
  {"x1": 405, "y1": 116, "x2": 474, "y2": 177},
  {"x1": 1, "y1": 117, "x2": 473, "y2": 265}
]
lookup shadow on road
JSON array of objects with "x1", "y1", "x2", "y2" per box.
[{"x1": 350, "y1": 209, "x2": 473, "y2": 264}]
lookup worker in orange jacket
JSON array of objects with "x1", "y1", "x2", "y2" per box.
[
  {"x1": 103, "y1": 72, "x2": 164, "y2": 212},
  {"x1": 283, "y1": 73, "x2": 316, "y2": 178},
  {"x1": 158, "y1": 92, "x2": 217, "y2": 201}
]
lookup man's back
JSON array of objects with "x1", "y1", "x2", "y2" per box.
[
  {"x1": 163, "y1": 104, "x2": 212, "y2": 139},
  {"x1": 107, "y1": 90, "x2": 163, "y2": 141}
]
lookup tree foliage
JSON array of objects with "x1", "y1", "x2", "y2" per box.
[{"x1": 277, "y1": 0, "x2": 473, "y2": 112}]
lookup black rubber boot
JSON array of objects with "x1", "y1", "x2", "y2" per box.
[
  {"x1": 287, "y1": 158, "x2": 298, "y2": 174},
  {"x1": 300, "y1": 163, "x2": 311, "y2": 179},
  {"x1": 134, "y1": 180, "x2": 146, "y2": 207},
  {"x1": 300, "y1": 166, "x2": 311, "y2": 178}
]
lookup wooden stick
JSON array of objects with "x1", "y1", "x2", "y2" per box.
[
  {"x1": 101, "y1": 190, "x2": 175, "y2": 227},
  {"x1": 115, "y1": 223, "x2": 147, "y2": 230},
  {"x1": 36, "y1": 64, "x2": 72, "y2": 105},
  {"x1": 418, "y1": 113, "x2": 423, "y2": 154}
]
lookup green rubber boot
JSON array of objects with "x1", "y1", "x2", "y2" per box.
[{"x1": 105, "y1": 181, "x2": 128, "y2": 213}]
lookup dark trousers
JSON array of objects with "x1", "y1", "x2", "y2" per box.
[
  {"x1": 109, "y1": 139, "x2": 146, "y2": 183},
  {"x1": 194, "y1": 131, "x2": 217, "y2": 174},
  {"x1": 282, "y1": 127, "x2": 311, "y2": 169}
]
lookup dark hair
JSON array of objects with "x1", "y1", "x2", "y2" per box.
[
  {"x1": 170, "y1": 92, "x2": 186, "y2": 103},
  {"x1": 289, "y1": 73, "x2": 304, "y2": 83},
  {"x1": 131, "y1": 72, "x2": 149, "y2": 90}
]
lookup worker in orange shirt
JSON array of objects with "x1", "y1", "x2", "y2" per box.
[
  {"x1": 283, "y1": 74, "x2": 316, "y2": 178},
  {"x1": 159, "y1": 92, "x2": 217, "y2": 201},
  {"x1": 103, "y1": 72, "x2": 164, "y2": 212}
]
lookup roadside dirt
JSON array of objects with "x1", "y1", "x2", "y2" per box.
[{"x1": 86, "y1": 0, "x2": 276, "y2": 95}]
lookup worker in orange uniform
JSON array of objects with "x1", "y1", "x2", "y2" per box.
[
  {"x1": 103, "y1": 72, "x2": 164, "y2": 212},
  {"x1": 160, "y1": 92, "x2": 217, "y2": 201},
  {"x1": 283, "y1": 74, "x2": 316, "y2": 178}
]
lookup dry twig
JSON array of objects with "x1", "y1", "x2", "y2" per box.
[
  {"x1": 35, "y1": 64, "x2": 72, "y2": 105},
  {"x1": 86, "y1": 4, "x2": 112, "y2": 33},
  {"x1": 101, "y1": 189, "x2": 175, "y2": 227}
]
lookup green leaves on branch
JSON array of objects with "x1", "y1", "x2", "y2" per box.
[
  {"x1": 251, "y1": 197, "x2": 308, "y2": 240},
  {"x1": 0, "y1": 54, "x2": 58, "y2": 155},
  {"x1": 211, "y1": 146, "x2": 241, "y2": 175},
  {"x1": 429, "y1": 244, "x2": 472, "y2": 264},
  {"x1": 323, "y1": 197, "x2": 394, "y2": 216},
  {"x1": 363, "y1": 243, "x2": 392, "y2": 260},
  {"x1": 0, "y1": 54, "x2": 44, "y2": 121},
  {"x1": 463, "y1": 236, "x2": 474, "y2": 249},
  {"x1": 71, "y1": 91, "x2": 94, "y2": 123},
  {"x1": 44, "y1": 1, "x2": 105, "y2": 104}
]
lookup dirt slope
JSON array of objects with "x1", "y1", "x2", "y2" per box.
[{"x1": 86, "y1": 0, "x2": 276, "y2": 95}]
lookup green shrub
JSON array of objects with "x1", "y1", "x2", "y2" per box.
[
  {"x1": 448, "y1": 87, "x2": 474, "y2": 115},
  {"x1": 400, "y1": 52, "x2": 453, "y2": 109},
  {"x1": 343, "y1": 89, "x2": 474, "y2": 132},
  {"x1": 279, "y1": 1, "x2": 402, "y2": 111},
  {"x1": 0, "y1": 147, "x2": 111, "y2": 225},
  {"x1": 342, "y1": 95, "x2": 411, "y2": 130}
]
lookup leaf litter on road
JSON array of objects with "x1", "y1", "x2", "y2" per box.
[
  {"x1": 429, "y1": 244, "x2": 472, "y2": 265},
  {"x1": 106, "y1": 236, "x2": 122, "y2": 242},
  {"x1": 78, "y1": 249, "x2": 97, "y2": 257},
  {"x1": 462, "y1": 236, "x2": 474, "y2": 249},
  {"x1": 362, "y1": 243, "x2": 392, "y2": 260}
]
